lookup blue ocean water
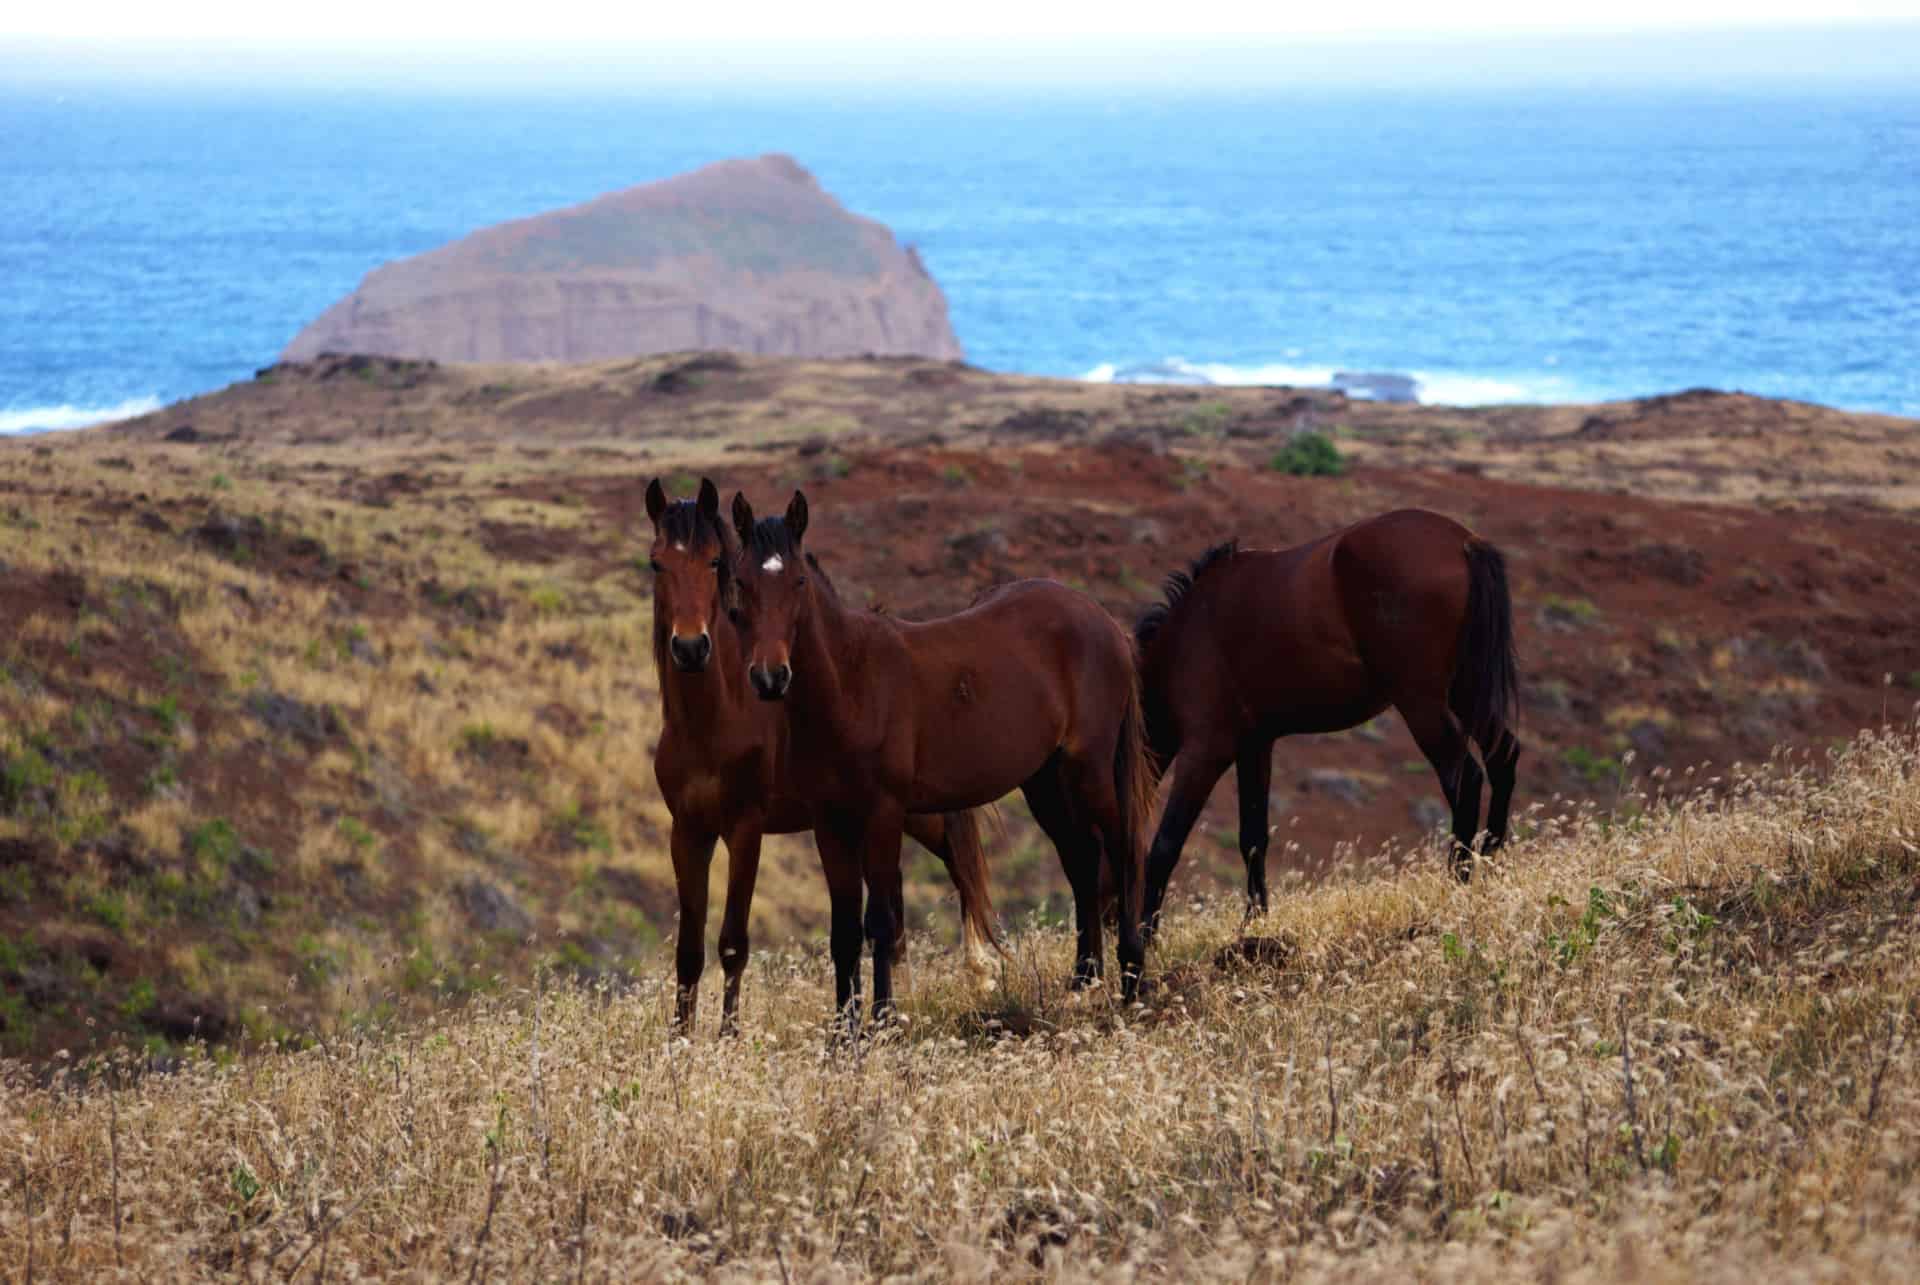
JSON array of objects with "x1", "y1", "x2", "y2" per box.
[{"x1": 4, "y1": 85, "x2": 1919, "y2": 431}]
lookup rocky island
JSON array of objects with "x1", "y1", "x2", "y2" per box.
[{"x1": 283, "y1": 154, "x2": 962, "y2": 364}]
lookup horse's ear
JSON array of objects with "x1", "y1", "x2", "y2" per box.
[
  {"x1": 645, "y1": 478, "x2": 667, "y2": 525},
  {"x1": 786, "y1": 490, "x2": 809, "y2": 546},
  {"x1": 697, "y1": 478, "x2": 720, "y2": 525},
  {"x1": 732, "y1": 492, "x2": 756, "y2": 546}
]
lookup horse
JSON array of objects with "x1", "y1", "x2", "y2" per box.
[
  {"x1": 644, "y1": 478, "x2": 1000, "y2": 1033},
  {"x1": 725, "y1": 489, "x2": 1155, "y2": 1024},
  {"x1": 1133, "y1": 508, "x2": 1521, "y2": 937}
]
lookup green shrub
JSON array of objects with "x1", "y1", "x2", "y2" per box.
[
  {"x1": 1269, "y1": 432, "x2": 1346, "y2": 477},
  {"x1": 1562, "y1": 745, "x2": 1620, "y2": 785},
  {"x1": 187, "y1": 818, "x2": 240, "y2": 869}
]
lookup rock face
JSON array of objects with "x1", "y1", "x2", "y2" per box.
[{"x1": 283, "y1": 154, "x2": 962, "y2": 365}]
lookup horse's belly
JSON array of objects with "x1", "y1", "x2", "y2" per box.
[
  {"x1": 908, "y1": 752, "x2": 1054, "y2": 812},
  {"x1": 906, "y1": 708, "x2": 1061, "y2": 810},
  {"x1": 1266, "y1": 695, "x2": 1392, "y2": 738}
]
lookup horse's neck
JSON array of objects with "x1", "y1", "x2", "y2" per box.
[{"x1": 787, "y1": 583, "x2": 874, "y2": 746}]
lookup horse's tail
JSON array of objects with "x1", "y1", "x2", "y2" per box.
[
  {"x1": 1130, "y1": 634, "x2": 1171, "y2": 788},
  {"x1": 941, "y1": 807, "x2": 1007, "y2": 988},
  {"x1": 1113, "y1": 666, "x2": 1156, "y2": 922},
  {"x1": 1452, "y1": 537, "x2": 1521, "y2": 747}
]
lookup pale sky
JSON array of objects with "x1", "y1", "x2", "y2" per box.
[
  {"x1": 6, "y1": 2, "x2": 1919, "y2": 90},
  {"x1": 9, "y1": 0, "x2": 1920, "y2": 41}
]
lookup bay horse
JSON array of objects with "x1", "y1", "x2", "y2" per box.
[
  {"x1": 1134, "y1": 508, "x2": 1521, "y2": 937},
  {"x1": 645, "y1": 478, "x2": 999, "y2": 1033},
  {"x1": 726, "y1": 489, "x2": 1155, "y2": 1023}
]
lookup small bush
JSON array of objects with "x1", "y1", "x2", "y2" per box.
[
  {"x1": 1562, "y1": 744, "x2": 1620, "y2": 784},
  {"x1": 187, "y1": 818, "x2": 241, "y2": 868},
  {"x1": 337, "y1": 817, "x2": 378, "y2": 852},
  {"x1": 1179, "y1": 401, "x2": 1233, "y2": 437},
  {"x1": 1269, "y1": 432, "x2": 1346, "y2": 477},
  {"x1": 85, "y1": 891, "x2": 129, "y2": 933}
]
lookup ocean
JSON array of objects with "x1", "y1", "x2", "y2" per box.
[{"x1": 4, "y1": 84, "x2": 1919, "y2": 431}]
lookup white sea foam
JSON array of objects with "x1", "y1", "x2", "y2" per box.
[
  {"x1": 1078, "y1": 358, "x2": 1588, "y2": 406},
  {"x1": 0, "y1": 396, "x2": 164, "y2": 435}
]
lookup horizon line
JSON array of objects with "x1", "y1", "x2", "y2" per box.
[{"x1": 6, "y1": 22, "x2": 1920, "y2": 92}]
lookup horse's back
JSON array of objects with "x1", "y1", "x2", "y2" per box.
[
  {"x1": 908, "y1": 578, "x2": 1122, "y2": 652},
  {"x1": 1328, "y1": 509, "x2": 1476, "y2": 691},
  {"x1": 896, "y1": 579, "x2": 1132, "y2": 806},
  {"x1": 1144, "y1": 510, "x2": 1478, "y2": 741},
  {"x1": 1329, "y1": 509, "x2": 1475, "y2": 611}
]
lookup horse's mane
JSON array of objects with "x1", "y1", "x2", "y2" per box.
[
  {"x1": 744, "y1": 515, "x2": 798, "y2": 565},
  {"x1": 803, "y1": 551, "x2": 843, "y2": 602},
  {"x1": 661, "y1": 498, "x2": 733, "y2": 553},
  {"x1": 1134, "y1": 540, "x2": 1238, "y2": 651}
]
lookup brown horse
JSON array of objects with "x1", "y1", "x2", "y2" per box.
[
  {"x1": 726, "y1": 489, "x2": 1155, "y2": 1021},
  {"x1": 645, "y1": 478, "x2": 999, "y2": 1033},
  {"x1": 1135, "y1": 508, "x2": 1521, "y2": 936}
]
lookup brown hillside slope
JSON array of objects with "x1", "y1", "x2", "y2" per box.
[{"x1": 0, "y1": 355, "x2": 1913, "y2": 1061}]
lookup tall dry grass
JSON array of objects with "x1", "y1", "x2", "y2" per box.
[{"x1": 4, "y1": 725, "x2": 1919, "y2": 1281}]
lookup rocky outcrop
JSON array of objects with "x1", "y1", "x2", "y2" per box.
[{"x1": 283, "y1": 154, "x2": 962, "y2": 364}]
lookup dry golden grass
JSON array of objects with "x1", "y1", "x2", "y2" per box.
[{"x1": 5, "y1": 726, "x2": 1918, "y2": 1281}]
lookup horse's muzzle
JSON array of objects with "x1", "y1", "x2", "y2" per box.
[
  {"x1": 669, "y1": 631, "x2": 712, "y2": 673},
  {"x1": 749, "y1": 662, "x2": 792, "y2": 700}
]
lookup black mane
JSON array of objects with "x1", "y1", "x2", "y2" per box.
[
  {"x1": 803, "y1": 551, "x2": 842, "y2": 600},
  {"x1": 745, "y1": 516, "x2": 798, "y2": 563},
  {"x1": 1134, "y1": 540, "x2": 1238, "y2": 651},
  {"x1": 661, "y1": 498, "x2": 730, "y2": 551}
]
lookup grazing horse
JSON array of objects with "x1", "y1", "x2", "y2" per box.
[
  {"x1": 726, "y1": 489, "x2": 1155, "y2": 1022},
  {"x1": 645, "y1": 478, "x2": 999, "y2": 1033},
  {"x1": 1135, "y1": 508, "x2": 1521, "y2": 936}
]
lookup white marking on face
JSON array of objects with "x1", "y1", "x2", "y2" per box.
[
  {"x1": 762, "y1": 555, "x2": 784, "y2": 573},
  {"x1": 674, "y1": 543, "x2": 687, "y2": 552}
]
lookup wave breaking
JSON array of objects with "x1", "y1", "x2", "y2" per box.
[
  {"x1": 0, "y1": 396, "x2": 164, "y2": 435},
  {"x1": 1077, "y1": 357, "x2": 1585, "y2": 407}
]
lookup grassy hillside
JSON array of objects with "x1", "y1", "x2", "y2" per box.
[
  {"x1": 0, "y1": 354, "x2": 1915, "y2": 1065},
  {"x1": 4, "y1": 726, "x2": 1917, "y2": 1279}
]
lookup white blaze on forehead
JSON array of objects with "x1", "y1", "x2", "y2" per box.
[
  {"x1": 674, "y1": 543, "x2": 687, "y2": 552},
  {"x1": 762, "y1": 555, "x2": 784, "y2": 573}
]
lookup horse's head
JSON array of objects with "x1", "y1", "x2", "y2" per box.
[
  {"x1": 644, "y1": 476, "x2": 729, "y2": 673},
  {"x1": 728, "y1": 489, "x2": 810, "y2": 701}
]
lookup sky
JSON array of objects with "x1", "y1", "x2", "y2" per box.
[
  {"x1": 5, "y1": 2, "x2": 1920, "y2": 90},
  {"x1": 8, "y1": 1, "x2": 1920, "y2": 39}
]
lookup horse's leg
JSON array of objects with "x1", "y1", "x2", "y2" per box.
[
  {"x1": 1141, "y1": 745, "x2": 1234, "y2": 944},
  {"x1": 1479, "y1": 726, "x2": 1523, "y2": 854},
  {"x1": 859, "y1": 805, "x2": 908, "y2": 1024},
  {"x1": 812, "y1": 814, "x2": 866, "y2": 1033},
  {"x1": 1064, "y1": 750, "x2": 1145, "y2": 1003},
  {"x1": 1235, "y1": 737, "x2": 1276, "y2": 915},
  {"x1": 1401, "y1": 700, "x2": 1485, "y2": 882},
  {"x1": 716, "y1": 819, "x2": 764, "y2": 1038},
  {"x1": 888, "y1": 867, "x2": 910, "y2": 989},
  {"x1": 1021, "y1": 764, "x2": 1103, "y2": 987},
  {"x1": 669, "y1": 822, "x2": 718, "y2": 1032}
]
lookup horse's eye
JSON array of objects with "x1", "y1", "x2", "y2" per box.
[
  {"x1": 648, "y1": 559, "x2": 663, "y2": 573},
  {"x1": 710, "y1": 558, "x2": 722, "y2": 570}
]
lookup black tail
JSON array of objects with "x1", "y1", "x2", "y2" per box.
[{"x1": 1452, "y1": 538, "x2": 1520, "y2": 747}]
